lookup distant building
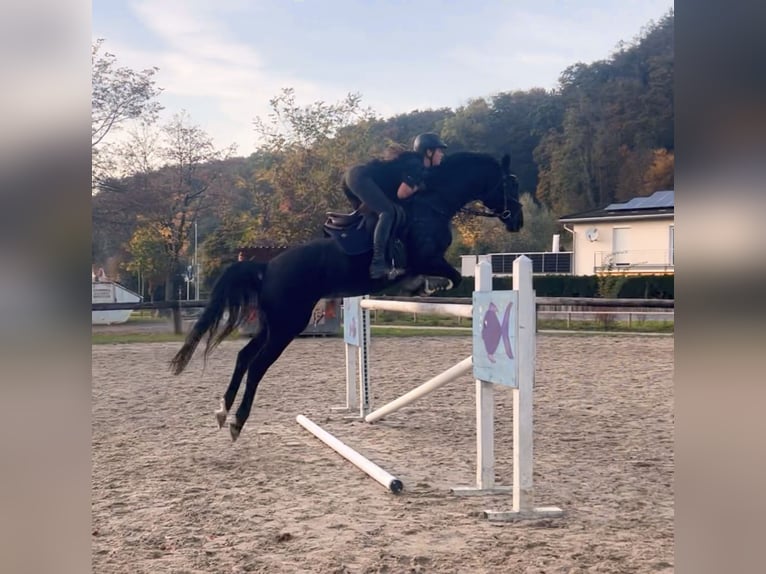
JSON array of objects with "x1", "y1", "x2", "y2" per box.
[{"x1": 558, "y1": 190, "x2": 674, "y2": 276}]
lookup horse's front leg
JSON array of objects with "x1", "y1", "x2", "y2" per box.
[{"x1": 415, "y1": 257, "x2": 463, "y2": 293}]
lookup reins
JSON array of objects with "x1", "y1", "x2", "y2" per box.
[{"x1": 458, "y1": 174, "x2": 515, "y2": 220}]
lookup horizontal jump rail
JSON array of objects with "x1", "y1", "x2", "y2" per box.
[
  {"x1": 92, "y1": 296, "x2": 674, "y2": 313},
  {"x1": 296, "y1": 415, "x2": 403, "y2": 493},
  {"x1": 359, "y1": 299, "x2": 472, "y2": 318},
  {"x1": 362, "y1": 295, "x2": 674, "y2": 309}
]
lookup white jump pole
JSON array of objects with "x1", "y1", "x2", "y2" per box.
[
  {"x1": 359, "y1": 298, "x2": 473, "y2": 318},
  {"x1": 364, "y1": 356, "x2": 473, "y2": 423},
  {"x1": 296, "y1": 415, "x2": 403, "y2": 493}
]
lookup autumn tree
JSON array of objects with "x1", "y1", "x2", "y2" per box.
[
  {"x1": 92, "y1": 39, "x2": 162, "y2": 189},
  {"x1": 95, "y1": 112, "x2": 235, "y2": 299},
  {"x1": 122, "y1": 223, "x2": 170, "y2": 301},
  {"x1": 534, "y1": 10, "x2": 674, "y2": 214},
  {"x1": 250, "y1": 88, "x2": 378, "y2": 244}
]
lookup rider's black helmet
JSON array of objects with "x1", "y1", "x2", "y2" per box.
[{"x1": 413, "y1": 132, "x2": 448, "y2": 155}]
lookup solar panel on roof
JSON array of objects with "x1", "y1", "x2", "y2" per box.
[{"x1": 606, "y1": 190, "x2": 674, "y2": 211}]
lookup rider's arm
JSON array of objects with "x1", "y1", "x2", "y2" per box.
[{"x1": 397, "y1": 164, "x2": 425, "y2": 199}]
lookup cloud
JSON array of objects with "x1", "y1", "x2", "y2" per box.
[
  {"x1": 94, "y1": 0, "x2": 674, "y2": 155},
  {"x1": 99, "y1": 0, "x2": 348, "y2": 153}
]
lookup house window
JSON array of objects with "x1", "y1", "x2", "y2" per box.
[
  {"x1": 612, "y1": 227, "x2": 630, "y2": 265},
  {"x1": 669, "y1": 225, "x2": 674, "y2": 266}
]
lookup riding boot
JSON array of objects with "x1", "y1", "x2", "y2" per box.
[{"x1": 369, "y1": 213, "x2": 394, "y2": 279}]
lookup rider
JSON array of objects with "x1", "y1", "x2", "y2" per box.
[
  {"x1": 397, "y1": 132, "x2": 448, "y2": 199},
  {"x1": 341, "y1": 149, "x2": 426, "y2": 279}
]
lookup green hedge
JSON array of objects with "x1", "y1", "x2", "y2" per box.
[{"x1": 437, "y1": 274, "x2": 673, "y2": 299}]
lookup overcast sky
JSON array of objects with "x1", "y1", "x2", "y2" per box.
[{"x1": 93, "y1": 0, "x2": 673, "y2": 155}]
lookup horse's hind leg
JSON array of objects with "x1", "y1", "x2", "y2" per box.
[
  {"x1": 215, "y1": 329, "x2": 267, "y2": 429},
  {"x1": 228, "y1": 330, "x2": 295, "y2": 442}
]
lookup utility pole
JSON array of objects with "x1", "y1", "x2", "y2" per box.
[{"x1": 194, "y1": 220, "x2": 199, "y2": 300}]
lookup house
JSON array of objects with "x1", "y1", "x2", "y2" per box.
[{"x1": 558, "y1": 190, "x2": 674, "y2": 276}]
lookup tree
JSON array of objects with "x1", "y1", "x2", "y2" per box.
[
  {"x1": 95, "y1": 112, "x2": 235, "y2": 299},
  {"x1": 250, "y1": 89, "x2": 379, "y2": 244},
  {"x1": 91, "y1": 39, "x2": 162, "y2": 149},
  {"x1": 92, "y1": 39, "x2": 163, "y2": 191},
  {"x1": 122, "y1": 223, "x2": 170, "y2": 302}
]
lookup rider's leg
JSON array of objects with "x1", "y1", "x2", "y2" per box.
[
  {"x1": 344, "y1": 169, "x2": 397, "y2": 279},
  {"x1": 370, "y1": 208, "x2": 395, "y2": 279}
]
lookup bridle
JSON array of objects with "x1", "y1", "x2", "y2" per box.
[{"x1": 459, "y1": 173, "x2": 519, "y2": 220}]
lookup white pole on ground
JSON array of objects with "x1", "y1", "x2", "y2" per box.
[
  {"x1": 296, "y1": 415, "x2": 403, "y2": 493},
  {"x1": 475, "y1": 259, "x2": 495, "y2": 490},
  {"x1": 512, "y1": 255, "x2": 535, "y2": 513},
  {"x1": 364, "y1": 357, "x2": 473, "y2": 423}
]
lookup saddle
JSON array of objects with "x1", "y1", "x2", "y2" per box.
[
  {"x1": 323, "y1": 208, "x2": 407, "y2": 272},
  {"x1": 323, "y1": 209, "x2": 372, "y2": 255},
  {"x1": 325, "y1": 209, "x2": 364, "y2": 228}
]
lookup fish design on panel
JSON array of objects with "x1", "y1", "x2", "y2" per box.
[{"x1": 481, "y1": 301, "x2": 514, "y2": 363}]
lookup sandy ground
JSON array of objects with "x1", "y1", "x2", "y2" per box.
[{"x1": 92, "y1": 333, "x2": 674, "y2": 573}]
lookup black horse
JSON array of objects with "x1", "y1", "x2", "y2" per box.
[{"x1": 170, "y1": 151, "x2": 523, "y2": 441}]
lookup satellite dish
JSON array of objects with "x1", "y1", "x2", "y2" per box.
[{"x1": 585, "y1": 227, "x2": 599, "y2": 242}]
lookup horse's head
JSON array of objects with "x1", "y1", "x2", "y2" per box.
[
  {"x1": 480, "y1": 154, "x2": 524, "y2": 232},
  {"x1": 415, "y1": 151, "x2": 524, "y2": 232}
]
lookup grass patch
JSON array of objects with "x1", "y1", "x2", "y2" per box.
[
  {"x1": 537, "y1": 319, "x2": 674, "y2": 333},
  {"x1": 92, "y1": 332, "x2": 188, "y2": 345}
]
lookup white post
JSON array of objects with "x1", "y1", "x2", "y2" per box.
[
  {"x1": 452, "y1": 259, "x2": 510, "y2": 496},
  {"x1": 513, "y1": 255, "x2": 535, "y2": 512},
  {"x1": 194, "y1": 220, "x2": 199, "y2": 300},
  {"x1": 334, "y1": 297, "x2": 361, "y2": 415},
  {"x1": 358, "y1": 299, "x2": 371, "y2": 417},
  {"x1": 484, "y1": 255, "x2": 563, "y2": 520},
  {"x1": 344, "y1": 342, "x2": 358, "y2": 410},
  {"x1": 475, "y1": 259, "x2": 495, "y2": 490}
]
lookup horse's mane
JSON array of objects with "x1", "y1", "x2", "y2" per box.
[
  {"x1": 362, "y1": 150, "x2": 421, "y2": 170},
  {"x1": 425, "y1": 152, "x2": 501, "y2": 189},
  {"x1": 439, "y1": 151, "x2": 500, "y2": 168}
]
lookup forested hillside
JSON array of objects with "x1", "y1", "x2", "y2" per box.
[{"x1": 92, "y1": 10, "x2": 673, "y2": 298}]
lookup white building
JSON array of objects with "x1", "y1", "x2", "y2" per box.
[{"x1": 558, "y1": 190, "x2": 674, "y2": 276}]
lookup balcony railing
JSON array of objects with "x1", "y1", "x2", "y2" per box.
[{"x1": 595, "y1": 250, "x2": 674, "y2": 273}]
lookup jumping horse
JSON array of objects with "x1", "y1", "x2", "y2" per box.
[{"x1": 170, "y1": 151, "x2": 524, "y2": 441}]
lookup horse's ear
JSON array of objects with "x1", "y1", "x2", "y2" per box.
[{"x1": 501, "y1": 154, "x2": 511, "y2": 173}]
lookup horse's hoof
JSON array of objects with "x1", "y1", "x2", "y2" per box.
[
  {"x1": 229, "y1": 422, "x2": 242, "y2": 442},
  {"x1": 215, "y1": 398, "x2": 228, "y2": 429},
  {"x1": 423, "y1": 278, "x2": 453, "y2": 295},
  {"x1": 387, "y1": 267, "x2": 406, "y2": 280}
]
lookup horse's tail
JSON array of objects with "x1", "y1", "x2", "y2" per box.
[{"x1": 169, "y1": 261, "x2": 266, "y2": 375}]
